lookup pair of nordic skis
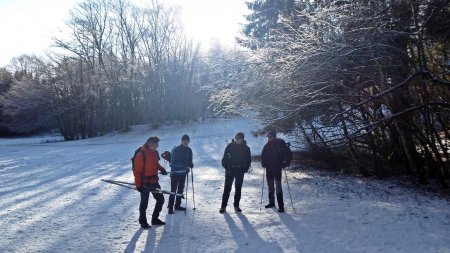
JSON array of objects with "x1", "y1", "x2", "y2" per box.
[{"x1": 101, "y1": 179, "x2": 184, "y2": 198}]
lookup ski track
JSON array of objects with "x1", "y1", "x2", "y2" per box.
[{"x1": 0, "y1": 118, "x2": 449, "y2": 253}]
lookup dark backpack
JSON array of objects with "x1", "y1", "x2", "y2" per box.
[
  {"x1": 131, "y1": 147, "x2": 146, "y2": 172},
  {"x1": 281, "y1": 140, "x2": 293, "y2": 166},
  {"x1": 265, "y1": 139, "x2": 293, "y2": 168}
]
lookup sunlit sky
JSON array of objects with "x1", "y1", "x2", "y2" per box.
[{"x1": 0, "y1": 0, "x2": 249, "y2": 67}]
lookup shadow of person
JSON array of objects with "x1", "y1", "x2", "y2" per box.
[
  {"x1": 278, "y1": 211, "x2": 351, "y2": 252},
  {"x1": 153, "y1": 214, "x2": 183, "y2": 253},
  {"x1": 124, "y1": 228, "x2": 144, "y2": 253},
  {"x1": 143, "y1": 227, "x2": 157, "y2": 253},
  {"x1": 276, "y1": 212, "x2": 304, "y2": 252},
  {"x1": 224, "y1": 212, "x2": 283, "y2": 253}
]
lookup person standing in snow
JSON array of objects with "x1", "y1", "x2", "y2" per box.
[
  {"x1": 167, "y1": 134, "x2": 193, "y2": 214},
  {"x1": 220, "y1": 132, "x2": 251, "y2": 213},
  {"x1": 133, "y1": 136, "x2": 168, "y2": 229},
  {"x1": 261, "y1": 130, "x2": 293, "y2": 213}
]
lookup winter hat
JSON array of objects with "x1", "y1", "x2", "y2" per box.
[
  {"x1": 267, "y1": 130, "x2": 276, "y2": 137},
  {"x1": 147, "y1": 136, "x2": 160, "y2": 144},
  {"x1": 235, "y1": 132, "x2": 245, "y2": 140},
  {"x1": 182, "y1": 134, "x2": 190, "y2": 142}
]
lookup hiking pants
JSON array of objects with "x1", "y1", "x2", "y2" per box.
[
  {"x1": 221, "y1": 172, "x2": 245, "y2": 208},
  {"x1": 168, "y1": 174, "x2": 186, "y2": 208},
  {"x1": 139, "y1": 183, "x2": 164, "y2": 224},
  {"x1": 266, "y1": 169, "x2": 283, "y2": 207}
]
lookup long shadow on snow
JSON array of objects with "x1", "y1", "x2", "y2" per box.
[
  {"x1": 4, "y1": 163, "x2": 132, "y2": 247},
  {"x1": 277, "y1": 198, "x2": 350, "y2": 252},
  {"x1": 276, "y1": 212, "x2": 305, "y2": 252},
  {"x1": 124, "y1": 228, "x2": 144, "y2": 253},
  {"x1": 0, "y1": 162, "x2": 128, "y2": 212},
  {"x1": 143, "y1": 228, "x2": 157, "y2": 253},
  {"x1": 153, "y1": 214, "x2": 184, "y2": 253},
  {"x1": 224, "y1": 212, "x2": 283, "y2": 253},
  {"x1": 40, "y1": 175, "x2": 137, "y2": 252}
]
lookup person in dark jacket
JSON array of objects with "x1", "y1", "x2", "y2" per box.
[
  {"x1": 261, "y1": 130, "x2": 293, "y2": 213},
  {"x1": 220, "y1": 132, "x2": 251, "y2": 213},
  {"x1": 167, "y1": 134, "x2": 193, "y2": 214},
  {"x1": 133, "y1": 136, "x2": 168, "y2": 229}
]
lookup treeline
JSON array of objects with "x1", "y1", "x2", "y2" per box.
[
  {"x1": 207, "y1": 0, "x2": 450, "y2": 186},
  {"x1": 0, "y1": 0, "x2": 213, "y2": 140}
]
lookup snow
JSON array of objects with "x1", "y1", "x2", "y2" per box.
[{"x1": 1, "y1": 118, "x2": 449, "y2": 253}]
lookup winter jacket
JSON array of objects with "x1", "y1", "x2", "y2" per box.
[
  {"x1": 170, "y1": 144, "x2": 194, "y2": 175},
  {"x1": 261, "y1": 138, "x2": 293, "y2": 171},
  {"x1": 222, "y1": 141, "x2": 251, "y2": 175},
  {"x1": 133, "y1": 144, "x2": 165, "y2": 187}
]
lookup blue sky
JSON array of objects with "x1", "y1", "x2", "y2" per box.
[{"x1": 0, "y1": 0, "x2": 249, "y2": 67}]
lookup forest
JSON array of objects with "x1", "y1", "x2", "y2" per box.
[
  {"x1": 1, "y1": 0, "x2": 449, "y2": 186},
  {"x1": 0, "y1": 0, "x2": 211, "y2": 140},
  {"x1": 208, "y1": 0, "x2": 450, "y2": 187}
]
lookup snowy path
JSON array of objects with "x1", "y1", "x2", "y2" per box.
[{"x1": 1, "y1": 118, "x2": 449, "y2": 253}]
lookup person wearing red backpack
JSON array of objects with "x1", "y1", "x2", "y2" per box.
[{"x1": 133, "y1": 136, "x2": 168, "y2": 229}]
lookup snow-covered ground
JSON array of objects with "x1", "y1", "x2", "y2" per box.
[{"x1": 1, "y1": 118, "x2": 449, "y2": 253}]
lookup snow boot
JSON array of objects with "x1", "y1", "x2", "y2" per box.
[
  {"x1": 168, "y1": 207, "x2": 174, "y2": 214},
  {"x1": 151, "y1": 218, "x2": 166, "y2": 225},
  {"x1": 265, "y1": 203, "x2": 275, "y2": 208},
  {"x1": 175, "y1": 205, "x2": 186, "y2": 211},
  {"x1": 141, "y1": 223, "x2": 151, "y2": 229},
  {"x1": 234, "y1": 206, "x2": 242, "y2": 212},
  {"x1": 219, "y1": 207, "x2": 226, "y2": 214},
  {"x1": 268, "y1": 191, "x2": 275, "y2": 206},
  {"x1": 277, "y1": 193, "x2": 285, "y2": 213}
]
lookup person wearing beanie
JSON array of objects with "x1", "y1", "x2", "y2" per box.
[
  {"x1": 261, "y1": 130, "x2": 293, "y2": 213},
  {"x1": 167, "y1": 134, "x2": 194, "y2": 214},
  {"x1": 133, "y1": 136, "x2": 168, "y2": 228},
  {"x1": 220, "y1": 132, "x2": 251, "y2": 213}
]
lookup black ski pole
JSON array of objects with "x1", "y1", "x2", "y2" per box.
[
  {"x1": 191, "y1": 168, "x2": 196, "y2": 210},
  {"x1": 284, "y1": 167, "x2": 295, "y2": 212},
  {"x1": 185, "y1": 171, "x2": 189, "y2": 215},
  {"x1": 260, "y1": 169, "x2": 265, "y2": 210}
]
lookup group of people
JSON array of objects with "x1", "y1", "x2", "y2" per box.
[{"x1": 132, "y1": 130, "x2": 292, "y2": 229}]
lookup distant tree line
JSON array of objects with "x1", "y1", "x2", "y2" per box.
[
  {"x1": 207, "y1": 0, "x2": 450, "y2": 186},
  {"x1": 0, "y1": 0, "x2": 214, "y2": 140}
]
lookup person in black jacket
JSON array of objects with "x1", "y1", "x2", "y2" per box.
[
  {"x1": 220, "y1": 132, "x2": 251, "y2": 213},
  {"x1": 167, "y1": 134, "x2": 193, "y2": 214},
  {"x1": 261, "y1": 130, "x2": 293, "y2": 213}
]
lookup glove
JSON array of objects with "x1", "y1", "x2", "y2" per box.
[
  {"x1": 161, "y1": 169, "x2": 168, "y2": 175},
  {"x1": 186, "y1": 167, "x2": 191, "y2": 173},
  {"x1": 188, "y1": 163, "x2": 194, "y2": 169},
  {"x1": 136, "y1": 187, "x2": 143, "y2": 193}
]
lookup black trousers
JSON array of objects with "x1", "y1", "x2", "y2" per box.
[
  {"x1": 221, "y1": 172, "x2": 244, "y2": 208},
  {"x1": 266, "y1": 169, "x2": 283, "y2": 207},
  {"x1": 139, "y1": 183, "x2": 165, "y2": 224},
  {"x1": 168, "y1": 174, "x2": 186, "y2": 208}
]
